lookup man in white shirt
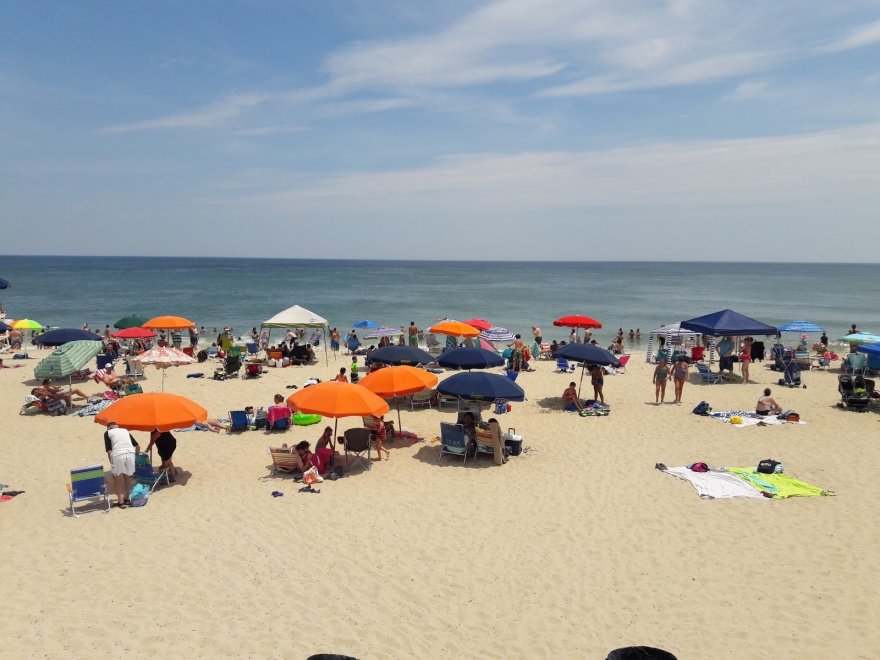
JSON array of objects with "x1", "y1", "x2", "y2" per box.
[{"x1": 103, "y1": 422, "x2": 139, "y2": 508}]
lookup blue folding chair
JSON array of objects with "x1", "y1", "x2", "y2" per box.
[
  {"x1": 246, "y1": 343, "x2": 259, "y2": 356},
  {"x1": 67, "y1": 465, "x2": 110, "y2": 517},
  {"x1": 228, "y1": 410, "x2": 249, "y2": 432},
  {"x1": 134, "y1": 453, "x2": 169, "y2": 495},
  {"x1": 555, "y1": 358, "x2": 574, "y2": 373},
  {"x1": 439, "y1": 422, "x2": 468, "y2": 464},
  {"x1": 271, "y1": 417, "x2": 291, "y2": 431}
]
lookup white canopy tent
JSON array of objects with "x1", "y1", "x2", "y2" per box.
[
  {"x1": 262, "y1": 305, "x2": 330, "y2": 364},
  {"x1": 645, "y1": 322, "x2": 703, "y2": 363}
]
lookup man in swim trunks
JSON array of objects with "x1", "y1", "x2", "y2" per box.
[
  {"x1": 532, "y1": 326, "x2": 542, "y2": 344},
  {"x1": 408, "y1": 321, "x2": 419, "y2": 347},
  {"x1": 717, "y1": 336, "x2": 735, "y2": 377}
]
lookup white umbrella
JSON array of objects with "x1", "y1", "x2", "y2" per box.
[{"x1": 134, "y1": 346, "x2": 194, "y2": 391}]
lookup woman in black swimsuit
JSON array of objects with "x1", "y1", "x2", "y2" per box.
[
  {"x1": 589, "y1": 364, "x2": 605, "y2": 404},
  {"x1": 147, "y1": 429, "x2": 178, "y2": 483}
]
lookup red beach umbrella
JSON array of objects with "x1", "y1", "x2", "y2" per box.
[
  {"x1": 113, "y1": 327, "x2": 157, "y2": 339},
  {"x1": 553, "y1": 315, "x2": 603, "y2": 329},
  {"x1": 463, "y1": 318, "x2": 493, "y2": 331}
]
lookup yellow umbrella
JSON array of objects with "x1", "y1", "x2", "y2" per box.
[{"x1": 12, "y1": 318, "x2": 43, "y2": 330}]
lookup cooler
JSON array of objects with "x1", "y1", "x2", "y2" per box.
[{"x1": 503, "y1": 428, "x2": 523, "y2": 456}]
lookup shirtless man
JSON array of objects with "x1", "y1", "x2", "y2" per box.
[
  {"x1": 96, "y1": 364, "x2": 132, "y2": 390},
  {"x1": 35, "y1": 379, "x2": 90, "y2": 406}
]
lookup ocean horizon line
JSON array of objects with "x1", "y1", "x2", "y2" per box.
[{"x1": 1, "y1": 254, "x2": 877, "y2": 266}]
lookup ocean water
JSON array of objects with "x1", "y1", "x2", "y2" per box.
[{"x1": 1, "y1": 256, "x2": 879, "y2": 344}]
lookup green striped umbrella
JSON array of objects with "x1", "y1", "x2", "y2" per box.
[
  {"x1": 34, "y1": 340, "x2": 103, "y2": 380},
  {"x1": 114, "y1": 314, "x2": 148, "y2": 329}
]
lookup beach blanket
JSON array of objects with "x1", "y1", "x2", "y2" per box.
[
  {"x1": 657, "y1": 465, "x2": 765, "y2": 499},
  {"x1": 73, "y1": 399, "x2": 114, "y2": 417},
  {"x1": 728, "y1": 468, "x2": 835, "y2": 499},
  {"x1": 710, "y1": 410, "x2": 805, "y2": 427}
]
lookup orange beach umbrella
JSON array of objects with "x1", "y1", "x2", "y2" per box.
[
  {"x1": 143, "y1": 315, "x2": 195, "y2": 330},
  {"x1": 95, "y1": 392, "x2": 207, "y2": 432},
  {"x1": 429, "y1": 320, "x2": 480, "y2": 338},
  {"x1": 360, "y1": 366, "x2": 439, "y2": 430},
  {"x1": 288, "y1": 381, "x2": 389, "y2": 450}
]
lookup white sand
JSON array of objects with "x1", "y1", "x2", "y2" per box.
[{"x1": 2, "y1": 348, "x2": 878, "y2": 659}]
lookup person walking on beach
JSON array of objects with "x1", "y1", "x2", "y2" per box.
[
  {"x1": 671, "y1": 357, "x2": 690, "y2": 404},
  {"x1": 408, "y1": 321, "x2": 419, "y2": 347},
  {"x1": 103, "y1": 422, "x2": 139, "y2": 508},
  {"x1": 330, "y1": 328, "x2": 340, "y2": 354},
  {"x1": 653, "y1": 359, "x2": 670, "y2": 404},
  {"x1": 189, "y1": 327, "x2": 198, "y2": 349}
]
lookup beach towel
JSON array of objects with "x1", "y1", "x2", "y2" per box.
[
  {"x1": 728, "y1": 468, "x2": 835, "y2": 499},
  {"x1": 657, "y1": 465, "x2": 765, "y2": 499},
  {"x1": 710, "y1": 411, "x2": 806, "y2": 427},
  {"x1": 73, "y1": 400, "x2": 114, "y2": 417}
]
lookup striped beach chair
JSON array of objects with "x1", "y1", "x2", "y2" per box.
[
  {"x1": 134, "y1": 453, "x2": 169, "y2": 495},
  {"x1": 67, "y1": 465, "x2": 110, "y2": 517}
]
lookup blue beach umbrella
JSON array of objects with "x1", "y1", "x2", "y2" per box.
[
  {"x1": 368, "y1": 345, "x2": 435, "y2": 366},
  {"x1": 856, "y1": 343, "x2": 880, "y2": 357},
  {"x1": 36, "y1": 328, "x2": 103, "y2": 346},
  {"x1": 778, "y1": 321, "x2": 824, "y2": 334},
  {"x1": 0, "y1": 321, "x2": 11, "y2": 332},
  {"x1": 0, "y1": 278, "x2": 9, "y2": 289},
  {"x1": 558, "y1": 343, "x2": 620, "y2": 398},
  {"x1": 437, "y1": 371, "x2": 525, "y2": 402},
  {"x1": 353, "y1": 320, "x2": 379, "y2": 329},
  {"x1": 437, "y1": 347, "x2": 505, "y2": 370},
  {"x1": 839, "y1": 332, "x2": 880, "y2": 345}
]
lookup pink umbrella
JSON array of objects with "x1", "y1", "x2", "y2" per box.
[{"x1": 479, "y1": 338, "x2": 500, "y2": 353}]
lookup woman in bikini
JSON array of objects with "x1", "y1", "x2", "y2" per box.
[
  {"x1": 740, "y1": 338, "x2": 752, "y2": 384},
  {"x1": 589, "y1": 364, "x2": 605, "y2": 404},
  {"x1": 671, "y1": 357, "x2": 690, "y2": 404},
  {"x1": 653, "y1": 359, "x2": 670, "y2": 404}
]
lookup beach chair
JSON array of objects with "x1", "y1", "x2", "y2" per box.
[
  {"x1": 473, "y1": 425, "x2": 496, "y2": 461},
  {"x1": 695, "y1": 362, "x2": 721, "y2": 384},
  {"x1": 425, "y1": 333, "x2": 442, "y2": 355},
  {"x1": 246, "y1": 343, "x2": 259, "y2": 356},
  {"x1": 125, "y1": 357, "x2": 145, "y2": 380},
  {"x1": 410, "y1": 388, "x2": 433, "y2": 410},
  {"x1": 67, "y1": 465, "x2": 110, "y2": 517},
  {"x1": 616, "y1": 354, "x2": 631, "y2": 373},
  {"x1": 134, "y1": 453, "x2": 169, "y2": 494},
  {"x1": 437, "y1": 392, "x2": 458, "y2": 409},
  {"x1": 268, "y1": 446, "x2": 302, "y2": 476},
  {"x1": 343, "y1": 427, "x2": 371, "y2": 471},
  {"x1": 844, "y1": 352, "x2": 867, "y2": 376},
  {"x1": 439, "y1": 422, "x2": 468, "y2": 464},
  {"x1": 228, "y1": 410, "x2": 249, "y2": 432},
  {"x1": 538, "y1": 343, "x2": 553, "y2": 360},
  {"x1": 555, "y1": 358, "x2": 574, "y2": 373}
]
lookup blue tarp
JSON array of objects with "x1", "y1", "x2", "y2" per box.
[{"x1": 680, "y1": 309, "x2": 777, "y2": 337}]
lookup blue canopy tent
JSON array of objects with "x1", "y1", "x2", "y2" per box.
[{"x1": 681, "y1": 309, "x2": 777, "y2": 365}]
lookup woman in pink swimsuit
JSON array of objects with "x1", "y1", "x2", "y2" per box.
[{"x1": 740, "y1": 338, "x2": 752, "y2": 385}]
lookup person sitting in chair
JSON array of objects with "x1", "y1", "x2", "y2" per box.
[
  {"x1": 478, "y1": 418, "x2": 507, "y2": 465},
  {"x1": 95, "y1": 364, "x2": 132, "y2": 391}
]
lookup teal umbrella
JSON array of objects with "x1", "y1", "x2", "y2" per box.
[
  {"x1": 34, "y1": 340, "x2": 103, "y2": 380},
  {"x1": 114, "y1": 314, "x2": 148, "y2": 329}
]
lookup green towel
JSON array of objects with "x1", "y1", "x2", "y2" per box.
[{"x1": 729, "y1": 468, "x2": 835, "y2": 499}]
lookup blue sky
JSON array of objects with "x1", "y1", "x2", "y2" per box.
[{"x1": 2, "y1": 1, "x2": 880, "y2": 261}]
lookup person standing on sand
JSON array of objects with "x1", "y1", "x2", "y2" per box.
[
  {"x1": 532, "y1": 326, "x2": 542, "y2": 344},
  {"x1": 671, "y1": 357, "x2": 689, "y2": 403},
  {"x1": 740, "y1": 338, "x2": 752, "y2": 384},
  {"x1": 589, "y1": 364, "x2": 605, "y2": 404},
  {"x1": 146, "y1": 429, "x2": 178, "y2": 483},
  {"x1": 408, "y1": 321, "x2": 419, "y2": 347},
  {"x1": 653, "y1": 359, "x2": 669, "y2": 404},
  {"x1": 103, "y1": 422, "x2": 139, "y2": 508}
]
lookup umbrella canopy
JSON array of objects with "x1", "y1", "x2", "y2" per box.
[
  {"x1": 364, "y1": 327, "x2": 403, "y2": 339},
  {"x1": 438, "y1": 347, "x2": 505, "y2": 370},
  {"x1": 288, "y1": 381, "x2": 389, "y2": 418},
  {"x1": 429, "y1": 320, "x2": 480, "y2": 337},
  {"x1": 134, "y1": 346, "x2": 194, "y2": 367},
  {"x1": 680, "y1": 309, "x2": 777, "y2": 336},
  {"x1": 479, "y1": 327, "x2": 516, "y2": 343},
  {"x1": 113, "y1": 327, "x2": 157, "y2": 339},
  {"x1": 95, "y1": 392, "x2": 207, "y2": 432},
  {"x1": 352, "y1": 320, "x2": 379, "y2": 329},
  {"x1": 778, "y1": 321, "x2": 824, "y2": 333},
  {"x1": 856, "y1": 343, "x2": 880, "y2": 357},
  {"x1": 360, "y1": 366, "x2": 438, "y2": 397},
  {"x1": 12, "y1": 319, "x2": 43, "y2": 330},
  {"x1": 368, "y1": 345, "x2": 435, "y2": 366},
  {"x1": 0, "y1": 278, "x2": 9, "y2": 289},
  {"x1": 479, "y1": 338, "x2": 499, "y2": 353},
  {"x1": 557, "y1": 343, "x2": 619, "y2": 366},
  {"x1": 34, "y1": 340, "x2": 103, "y2": 379},
  {"x1": 553, "y1": 315, "x2": 603, "y2": 329},
  {"x1": 0, "y1": 321, "x2": 11, "y2": 332},
  {"x1": 437, "y1": 372, "x2": 525, "y2": 402},
  {"x1": 35, "y1": 328, "x2": 102, "y2": 346},
  {"x1": 262, "y1": 304, "x2": 328, "y2": 328},
  {"x1": 839, "y1": 332, "x2": 880, "y2": 344},
  {"x1": 463, "y1": 318, "x2": 492, "y2": 331},
  {"x1": 143, "y1": 315, "x2": 195, "y2": 330},
  {"x1": 113, "y1": 315, "x2": 148, "y2": 329}
]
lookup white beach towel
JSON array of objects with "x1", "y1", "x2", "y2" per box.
[
  {"x1": 710, "y1": 411, "x2": 806, "y2": 427},
  {"x1": 659, "y1": 465, "x2": 766, "y2": 499}
]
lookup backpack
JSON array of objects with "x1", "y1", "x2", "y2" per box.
[
  {"x1": 197, "y1": 350, "x2": 208, "y2": 363},
  {"x1": 692, "y1": 401, "x2": 712, "y2": 416},
  {"x1": 757, "y1": 459, "x2": 781, "y2": 474}
]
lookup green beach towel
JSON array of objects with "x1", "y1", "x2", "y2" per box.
[{"x1": 729, "y1": 468, "x2": 835, "y2": 499}]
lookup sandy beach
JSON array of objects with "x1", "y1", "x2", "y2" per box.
[{"x1": 2, "y1": 346, "x2": 878, "y2": 659}]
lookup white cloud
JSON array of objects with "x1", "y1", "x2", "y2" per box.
[
  {"x1": 100, "y1": 93, "x2": 268, "y2": 133},
  {"x1": 234, "y1": 124, "x2": 309, "y2": 136},
  {"x1": 724, "y1": 80, "x2": 770, "y2": 102},
  {"x1": 823, "y1": 19, "x2": 880, "y2": 52}
]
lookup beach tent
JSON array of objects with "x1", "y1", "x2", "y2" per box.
[
  {"x1": 681, "y1": 309, "x2": 776, "y2": 365},
  {"x1": 645, "y1": 323, "x2": 703, "y2": 363},
  {"x1": 262, "y1": 304, "x2": 329, "y2": 363}
]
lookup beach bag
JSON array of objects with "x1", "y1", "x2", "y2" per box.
[
  {"x1": 302, "y1": 466, "x2": 324, "y2": 486},
  {"x1": 689, "y1": 462, "x2": 710, "y2": 473},
  {"x1": 692, "y1": 401, "x2": 712, "y2": 416},
  {"x1": 197, "y1": 350, "x2": 208, "y2": 363},
  {"x1": 757, "y1": 459, "x2": 781, "y2": 474},
  {"x1": 777, "y1": 409, "x2": 799, "y2": 421}
]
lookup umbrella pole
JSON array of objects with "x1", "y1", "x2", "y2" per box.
[
  {"x1": 332, "y1": 418, "x2": 338, "y2": 452},
  {"x1": 396, "y1": 398, "x2": 402, "y2": 434},
  {"x1": 577, "y1": 364, "x2": 586, "y2": 399}
]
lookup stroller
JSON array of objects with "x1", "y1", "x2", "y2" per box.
[
  {"x1": 769, "y1": 344, "x2": 785, "y2": 371},
  {"x1": 223, "y1": 348, "x2": 242, "y2": 378},
  {"x1": 778, "y1": 359, "x2": 806, "y2": 388},
  {"x1": 838, "y1": 374, "x2": 873, "y2": 411}
]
